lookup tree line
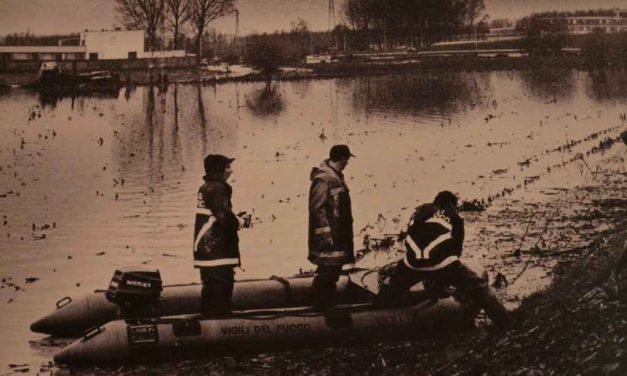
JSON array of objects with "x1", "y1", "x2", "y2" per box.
[
  {"x1": 115, "y1": 0, "x2": 235, "y2": 58},
  {"x1": 2, "y1": 0, "x2": 486, "y2": 61},
  {"x1": 117, "y1": 0, "x2": 488, "y2": 56},
  {"x1": 342, "y1": 0, "x2": 486, "y2": 47}
]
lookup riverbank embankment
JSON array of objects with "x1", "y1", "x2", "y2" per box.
[{"x1": 0, "y1": 54, "x2": 612, "y2": 89}]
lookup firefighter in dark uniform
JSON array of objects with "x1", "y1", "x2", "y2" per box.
[
  {"x1": 193, "y1": 154, "x2": 249, "y2": 317},
  {"x1": 378, "y1": 191, "x2": 510, "y2": 328},
  {"x1": 308, "y1": 144, "x2": 356, "y2": 308}
]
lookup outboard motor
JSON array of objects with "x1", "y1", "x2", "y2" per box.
[{"x1": 105, "y1": 268, "x2": 163, "y2": 318}]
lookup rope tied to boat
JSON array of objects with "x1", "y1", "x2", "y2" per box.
[{"x1": 269, "y1": 275, "x2": 294, "y2": 304}]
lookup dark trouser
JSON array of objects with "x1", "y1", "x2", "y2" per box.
[
  {"x1": 378, "y1": 260, "x2": 510, "y2": 328},
  {"x1": 199, "y1": 266, "x2": 235, "y2": 317},
  {"x1": 311, "y1": 265, "x2": 343, "y2": 307}
]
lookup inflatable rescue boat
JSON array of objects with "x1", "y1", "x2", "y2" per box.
[
  {"x1": 37, "y1": 264, "x2": 487, "y2": 365},
  {"x1": 54, "y1": 297, "x2": 479, "y2": 365}
]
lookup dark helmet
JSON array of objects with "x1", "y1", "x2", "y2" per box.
[
  {"x1": 204, "y1": 154, "x2": 235, "y2": 175},
  {"x1": 329, "y1": 144, "x2": 356, "y2": 161},
  {"x1": 433, "y1": 191, "x2": 458, "y2": 208}
]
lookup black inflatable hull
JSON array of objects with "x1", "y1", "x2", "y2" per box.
[{"x1": 54, "y1": 298, "x2": 478, "y2": 366}]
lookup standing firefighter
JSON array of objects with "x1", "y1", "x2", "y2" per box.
[
  {"x1": 193, "y1": 154, "x2": 250, "y2": 317},
  {"x1": 308, "y1": 144, "x2": 356, "y2": 308},
  {"x1": 378, "y1": 191, "x2": 510, "y2": 328}
]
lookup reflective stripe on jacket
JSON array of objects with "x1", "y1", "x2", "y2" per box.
[
  {"x1": 193, "y1": 177, "x2": 240, "y2": 268},
  {"x1": 308, "y1": 160, "x2": 354, "y2": 266},
  {"x1": 403, "y1": 203, "x2": 464, "y2": 271}
]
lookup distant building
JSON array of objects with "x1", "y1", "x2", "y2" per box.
[
  {"x1": 488, "y1": 26, "x2": 519, "y2": 40},
  {"x1": 0, "y1": 45, "x2": 85, "y2": 61},
  {"x1": 0, "y1": 29, "x2": 186, "y2": 61},
  {"x1": 542, "y1": 9, "x2": 627, "y2": 34},
  {"x1": 305, "y1": 54, "x2": 332, "y2": 64},
  {"x1": 80, "y1": 29, "x2": 144, "y2": 60}
]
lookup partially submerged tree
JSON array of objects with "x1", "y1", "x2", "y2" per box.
[
  {"x1": 244, "y1": 38, "x2": 285, "y2": 82},
  {"x1": 116, "y1": 0, "x2": 166, "y2": 51},
  {"x1": 189, "y1": 0, "x2": 236, "y2": 63},
  {"x1": 165, "y1": 0, "x2": 191, "y2": 49}
]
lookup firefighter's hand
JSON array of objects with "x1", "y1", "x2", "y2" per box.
[{"x1": 237, "y1": 212, "x2": 253, "y2": 229}]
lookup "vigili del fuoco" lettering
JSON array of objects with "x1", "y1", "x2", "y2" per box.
[{"x1": 220, "y1": 323, "x2": 312, "y2": 336}]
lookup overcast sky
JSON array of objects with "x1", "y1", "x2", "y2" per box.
[{"x1": 0, "y1": 0, "x2": 625, "y2": 36}]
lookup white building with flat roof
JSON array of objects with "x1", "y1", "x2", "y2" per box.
[
  {"x1": 0, "y1": 29, "x2": 187, "y2": 62},
  {"x1": 542, "y1": 9, "x2": 627, "y2": 34},
  {"x1": 80, "y1": 30, "x2": 144, "y2": 60}
]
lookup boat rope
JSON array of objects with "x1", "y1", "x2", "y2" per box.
[
  {"x1": 360, "y1": 266, "x2": 381, "y2": 291},
  {"x1": 226, "y1": 304, "x2": 374, "y2": 320},
  {"x1": 269, "y1": 275, "x2": 293, "y2": 304}
]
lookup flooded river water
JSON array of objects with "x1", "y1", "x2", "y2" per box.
[{"x1": 0, "y1": 69, "x2": 625, "y2": 374}]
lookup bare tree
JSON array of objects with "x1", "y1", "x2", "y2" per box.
[
  {"x1": 290, "y1": 17, "x2": 310, "y2": 34},
  {"x1": 189, "y1": 0, "x2": 236, "y2": 62},
  {"x1": 342, "y1": 0, "x2": 376, "y2": 30},
  {"x1": 165, "y1": 0, "x2": 191, "y2": 49},
  {"x1": 341, "y1": 0, "x2": 486, "y2": 47},
  {"x1": 116, "y1": 0, "x2": 166, "y2": 51}
]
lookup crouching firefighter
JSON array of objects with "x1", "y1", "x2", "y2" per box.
[
  {"x1": 377, "y1": 190, "x2": 510, "y2": 328},
  {"x1": 193, "y1": 154, "x2": 250, "y2": 317}
]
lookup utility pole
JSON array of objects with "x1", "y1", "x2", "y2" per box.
[
  {"x1": 328, "y1": 0, "x2": 337, "y2": 49},
  {"x1": 235, "y1": 9, "x2": 239, "y2": 38},
  {"x1": 234, "y1": 9, "x2": 239, "y2": 58},
  {"x1": 161, "y1": 3, "x2": 166, "y2": 51},
  {"x1": 160, "y1": 1, "x2": 166, "y2": 82},
  {"x1": 328, "y1": 0, "x2": 336, "y2": 31}
]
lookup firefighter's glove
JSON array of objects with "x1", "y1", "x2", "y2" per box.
[{"x1": 237, "y1": 211, "x2": 253, "y2": 229}]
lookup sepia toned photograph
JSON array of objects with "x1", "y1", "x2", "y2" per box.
[{"x1": 0, "y1": 0, "x2": 626, "y2": 375}]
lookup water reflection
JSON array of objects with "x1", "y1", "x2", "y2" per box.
[
  {"x1": 173, "y1": 84, "x2": 179, "y2": 130},
  {"x1": 145, "y1": 85, "x2": 156, "y2": 128},
  {"x1": 585, "y1": 70, "x2": 627, "y2": 102},
  {"x1": 1, "y1": 71, "x2": 627, "y2": 374},
  {"x1": 350, "y1": 72, "x2": 486, "y2": 117},
  {"x1": 245, "y1": 83, "x2": 285, "y2": 116},
  {"x1": 518, "y1": 69, "x2": 576, "y2": 102},
  {"x1": 291, "y1": 79, "x2": 312, "y2": 100},
  {"x1": 197, "y1": 82, "x2": 206, "y2": 129},
  {"x1": 37, "y1": 87, "x2": 120, "y2": 108}
]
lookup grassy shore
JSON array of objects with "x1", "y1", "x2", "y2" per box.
[{"x1": 434, "y1": 228, "x2": 627, "y2": 375}]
